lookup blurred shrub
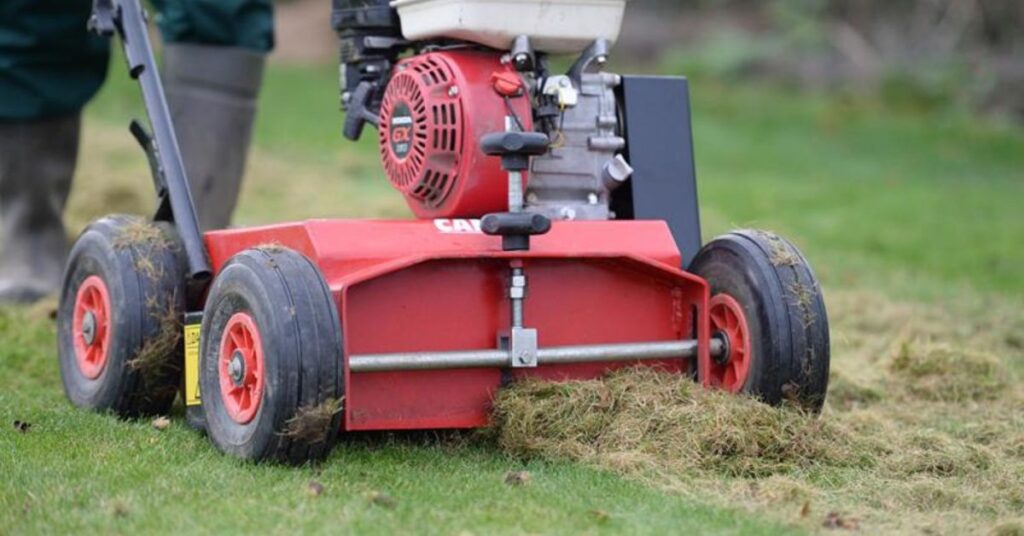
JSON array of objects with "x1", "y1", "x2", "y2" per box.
[{"x1": 623, "y1": 0, "x2": 1024, "y2": 121}]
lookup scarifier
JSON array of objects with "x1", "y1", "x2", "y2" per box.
[{"x1": 58, "y1": 0, "x2": 831, "y2": 464}]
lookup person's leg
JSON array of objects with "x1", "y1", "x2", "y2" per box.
[
  {"x1": 153, "y1": 0, "x2": 274, "y2": 230},
  {"x1": 0, "y1": 0, "x2": 109, "y2": 303},
  {"x1": 0, "y1": 116, "x2": 80, "y2": 302}
]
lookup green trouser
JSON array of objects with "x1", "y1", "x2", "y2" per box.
[{"x1": 0, "y1": 0, "x2": 274, "y2": 120}]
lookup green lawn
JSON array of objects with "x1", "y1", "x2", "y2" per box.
[
  {"x1": 2, "y1": 55, "x2": 1022, "y2": 534},
  {"x1": 0, "y1": 312, "x2": 784, "y2": 534},
  {"x1": 692, "y1": 83, "x2": 1024, "y2": 298}
]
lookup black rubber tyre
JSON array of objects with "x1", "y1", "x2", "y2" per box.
[
  {"x1": 690, "y1": 229, "x2": 830, "y2": 411},
  {"x1": 200, "y1": 247, "x2": 344, "y2": 464},
  {"x1": 57, "y1": 215, "x2": 186, "y2": 417}
]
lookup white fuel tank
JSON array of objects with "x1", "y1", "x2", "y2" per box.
[{"x1": 390, "y1": 0, "x2": 628, "y2": 54}]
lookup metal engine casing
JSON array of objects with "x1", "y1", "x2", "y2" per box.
[
  {"x1": 527, "y1": 72, "x2": 628, "y2": 221},
  {"x1": 378, "y1": 50, "x2": 533, "y2": 219}
]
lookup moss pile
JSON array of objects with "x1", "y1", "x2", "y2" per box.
[{"x1": 489, "y1": 289, "x2": 1024, "y2": 534}]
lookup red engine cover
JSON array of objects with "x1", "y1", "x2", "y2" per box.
[{"x1": 378, "y1": 50, "x2": 532, "y2": 219}]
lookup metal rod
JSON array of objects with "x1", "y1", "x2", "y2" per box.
[
  {"x1": 510, "y1": 266, "x2": 525, "y2": 328},
  {"x1": 103, "y1": 0, "x2": 212, "y2": 288},
  {"x1": 352, "y1": 348, "x2": 508, "y2": 372},
  {"x1": 349, "y1": 338, "x2": 723, "y2": 373},
  {"x1": 508, "y1": 170, "x2": 524, "y2": 213},
  {"x1": 511, "y1": 298, "x2": 524, "y2": 328}
]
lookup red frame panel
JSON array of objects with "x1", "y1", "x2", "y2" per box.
[{"x1": 204, "y1": 220, "x2": 710, "y2": 431}]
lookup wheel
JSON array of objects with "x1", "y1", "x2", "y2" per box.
[
  {"x1": 690, "y1": 229, "x2": 830, "y2": 411},
  {"x1": 57, "y1": 215, "x2": 185, "y2": 417},
  {"x1": 200, "y1": 247, "x2": 344, "y2": 464}
]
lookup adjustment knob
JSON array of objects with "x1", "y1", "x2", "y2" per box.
[
  {"x1": 481, "y1": 212, "x2": 552, "y2": 252},
  {"x1": 480, "y1": 132, "x2": 550, "y2": 171}
]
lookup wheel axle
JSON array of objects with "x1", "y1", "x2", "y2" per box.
[
  {"x1": 228, "y1": 351, "x2": 246, "y2": 386},
  {"x1": 711, "y1": 331, "x2": 731, "y2": 366},
  {"x1": 82, "y1": 311, "x2": 97, "y2": 346}
]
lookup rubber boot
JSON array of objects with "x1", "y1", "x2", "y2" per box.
[
  {"x1": 0, "y1": 115, "x2": 78, "y2": 304},
  {"x1": 163, "y1": 44, "x2": 266, "y2": 231}
]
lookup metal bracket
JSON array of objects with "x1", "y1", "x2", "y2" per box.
[
  {"x1": 505, "y1": 262, "x2": 538, "y2": 368},
  {"x1": 128, "y1": 120, "x2": 171, "y2": 220},
  {"x1": 567, "y1": 39, "x2": 610, "y2": 88},
  {"x1": 88, "y1": 0, "x2": 117, "y2": 36},
  {"x1": 509, "y1": 327, "x2": 538, "y2": 368},
  {"x1": 510, "y1": 35, "x2": 535, "y2": 72}
]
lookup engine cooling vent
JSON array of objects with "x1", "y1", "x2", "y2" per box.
[{"x1": 378, "y1": 55, "x2": 463, "y2": 208}]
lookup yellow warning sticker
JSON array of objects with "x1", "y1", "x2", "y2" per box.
[{"x1": 184, "y1": 323, "x2": 201, "y2": 406}]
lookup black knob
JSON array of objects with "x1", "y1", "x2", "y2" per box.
[
  {"x1": 481, "y1": 212, "x2": 552, "y2": 252},
  {"x1": 480, "y1": 132, "x2": 550, "y2": 171}
]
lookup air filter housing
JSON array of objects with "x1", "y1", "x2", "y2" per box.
[{"x1": 378, "y1": 50, "x2": 531, "y2": 219}]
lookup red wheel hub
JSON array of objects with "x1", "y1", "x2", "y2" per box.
[
  {"x1": 72, "y1": 275, "x2": 112, "y2": 380},
  {"x1": 218, "y1": 312, "x2": 266, "y2": 424},
  {"x1": 708, "y1": 293, "x2": 752, "y2": 392}
]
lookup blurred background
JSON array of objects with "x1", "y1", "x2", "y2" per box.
[
  {"x1": 621, "y1": 0, "x2": 1024, "y2": 121},
  {"x1": 275, "y1": 0, "x2": 1024, "y2": 121}
]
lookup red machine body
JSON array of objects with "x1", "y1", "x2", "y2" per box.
[
  {"x1": 378, "y1": 50, "x2": 532, "y2": 219},
  {"x1": 204, "y1": 220, "x2": 711, "y2": 431}
]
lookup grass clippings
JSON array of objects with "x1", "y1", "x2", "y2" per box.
[
  {"x1": 114, "y1": 219, "x2": 177, "y2": 284},
  {"x1": 306, "y1": 480, "x2": 324, "y2": 498},
  {"x1": 107, "y1": 498, "x2": 130, "y2": 518},
  {"x1": 489, "y1": 289, "x2": 1024, "y2": 534},
  {"x1": 504, "y1": 471, "x2": 531, "y2": 486},
  {"x1": 282, "y1": 398, "x2": 344, "y2": 444},
  {"x1": 826, "y1": 371, "x2": 882, "y2": 410},
  {"x1": 889, "y1": 340, "x2": 1007, "y2": 402},
  {"x1": 126, "y1": 297, "x2": 182, "y2": 390},
  {"x1": 254, "y1": 242, "x2": 288, "y2": 254},
  {"x1": 822, "y1": 511, "x2": 859, "y2": 531},
  {"x1": 991, "y1": 521, "x2": 1024, "y2": 536},
  {"x1": 492, "y1": 368, "x2": 863, "y2": 479},
  {"x1": 762, "y1": 231, "x2": 801, "y2": 268},
  {"x1": 368, "y1": 491, "x2": 397, "y2": 509},
  {"x1": 112, "y1": 217, "x2": 170, "y2": 253},
  {"x1": 151, "y1": 417, "x2": 171, "y2": 431}
]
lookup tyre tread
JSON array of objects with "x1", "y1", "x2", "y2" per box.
[
  {"x1": 691, "y1": 229, "x2": 830, "y2": 411},
  {"x1": 201, "y1": 247, "x2": 343, "y2": 465},
  {"x1": 58, "y1": 215, "x2": 185, "y2": 418}
]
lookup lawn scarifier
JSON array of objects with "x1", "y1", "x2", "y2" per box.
[{"x1": 57, "y1": 0, "x2": 830, "y2": 464}]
